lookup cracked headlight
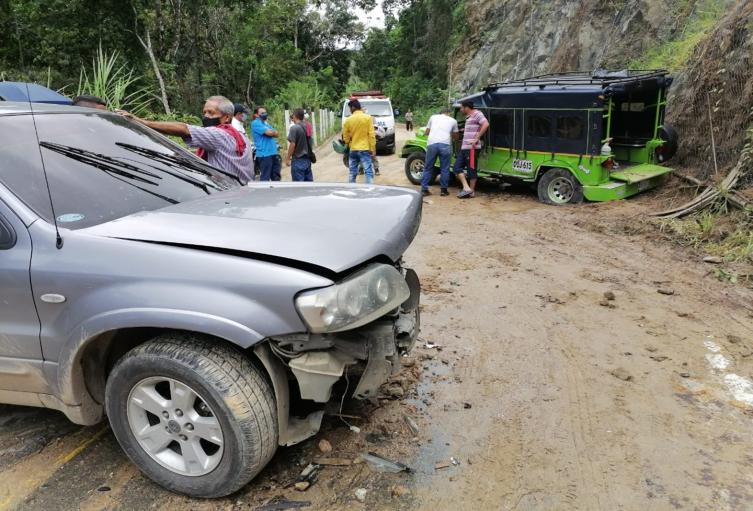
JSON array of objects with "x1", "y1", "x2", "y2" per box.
[{"x1": 296, "y1": 264, "x2": 410, "y2": 333}]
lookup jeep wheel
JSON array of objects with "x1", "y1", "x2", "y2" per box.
[
  {"x1": 658, "y1": 124, "x2": 678, "y2": 163},
  {"x1": 405, "y1": 151, "x2": 436, "y2": 185},
  {"x1": 537, "y1": 168, "x2": 583, "y2": 205},
  {"x1": 105, "y1": 334, "x2": 278, "y2": 498}
]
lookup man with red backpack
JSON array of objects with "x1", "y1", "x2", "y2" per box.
[{"x1": 117, "y1": 95, "x2": 254, "y2": 184}]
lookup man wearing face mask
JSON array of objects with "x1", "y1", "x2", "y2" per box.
[
  {"x1": 232, "y1": 103, "x2": 248, "y2": 135},
  {"x1": 251, "y1": 106, "x2": 281, "y2": 182},
  {"x1": 116, "y1": 95, "x2": 254, "y2": 184}
]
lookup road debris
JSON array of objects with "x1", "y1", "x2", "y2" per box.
[
  {"x1": 424, "y1": 341, "x2": 440, "y2": 349},
  {"x1": 599, "y1": 298, "x2": 616, "y2": 308},
  {"x1": 603, "y1": 291, "x2": 616, "y2": 301},
  {"x1": 355, "y1": 488, "x2": 368, "y2": 502},
  {"x1": 360, "y1": 452, "x2": 411, "y2": 473},
  {"x1": 657, "y1": 288, "x2": 675, "y2": 296},
  {"x1": 292, "y1": 463, "x2": 319, "y2": 491},
  {"x1": 349, "y1": 425, "x2": 361, "y2": 434},
  {"x1": 463, "y1": 402, "x2": 472, "y2": 409},
  {"x1": 650, "y1": 355, "x2": 668, "y2": 362},
  {"x1": 703, "y1": 256, "x2": 723, "y2": 264},
  {"x1": 434, "y1": 461, "x2": 451, "y2": 470},
  {"x1": 312, "y1": 457, "x2": 353, "y2": 466},
  {"x1": 256, "y1": 498, "x2": 312, "y2": 511},
  {"x1": 294, "y1": 482, "x2": 310, "y2": 492},
  {"x1": 610, "y1": 367, "x2": 633, "y2": 382},
  {"x1": 403, "y1": 414, "x2": 420, "y2": 436},
  {"x1": 391, "y1": 485, "x2": 411, "y2": 498},
  {"x1": 317, "y1": 439, "x2": 332, "y2": 454}
]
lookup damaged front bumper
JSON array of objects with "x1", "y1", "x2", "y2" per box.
[{"x1": 256, "y1": 268, "x2": 420, "y2": 446}]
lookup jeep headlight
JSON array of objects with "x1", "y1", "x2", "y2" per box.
[{"x1": 296, "y1": 264, "x2": 410, "y2": 333}]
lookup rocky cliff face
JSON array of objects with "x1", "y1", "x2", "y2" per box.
[{"x1": 451, "y1": 0, "x2": 688, "y2": 92}]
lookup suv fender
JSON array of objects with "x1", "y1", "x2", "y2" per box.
[{"x1": 53, "y1": 308, "x2": 268, "y2": 424}]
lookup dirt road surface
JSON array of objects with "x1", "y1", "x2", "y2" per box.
[{"x1": 2, "y1": 126, "x2": 753, "y2": 510}]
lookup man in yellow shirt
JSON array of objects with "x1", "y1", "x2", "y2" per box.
[{"x1": 342, "y1": 99, "x2": 376, "y2": 183}]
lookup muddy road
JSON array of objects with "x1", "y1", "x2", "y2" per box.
[{"x1": 2, "y1": 126, "x2": 753, "y2": 510}]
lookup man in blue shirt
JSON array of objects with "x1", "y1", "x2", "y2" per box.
[{"x1": 251, "y1": 106, "x2": 281, "y2": 181}]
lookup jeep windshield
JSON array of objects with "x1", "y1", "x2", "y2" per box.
[
  {"x1": 0, "y1": 112, "x2": 240, "y2": 230},
  {"x1": 344, "y1": 101, "x2": 392, "y2": 117}
]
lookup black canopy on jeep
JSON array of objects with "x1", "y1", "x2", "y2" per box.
[{"x1": 453, "y1": 70, "x2": 672, "y2": 110}]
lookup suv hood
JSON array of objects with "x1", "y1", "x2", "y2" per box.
[{"x1": 81, "y1": 183, "x2": 422, "y2": 274}]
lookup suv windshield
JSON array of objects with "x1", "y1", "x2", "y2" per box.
[
  {"x1": 343, "y1": 101, "x2": 392, "y2": 117},
  {"x1": 0, "y1": 112, "x2": 239, "y2": 230}
]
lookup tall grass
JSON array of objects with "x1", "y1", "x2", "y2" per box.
[{"x1": 77, "y1": 45, "x2": 154, "y2": 115}]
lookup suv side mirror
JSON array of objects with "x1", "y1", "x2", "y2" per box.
[{"x1": 0, "y1": 215, "x2": 17, "y2": 250}]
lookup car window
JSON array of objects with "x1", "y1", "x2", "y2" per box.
[
  {"x1": 556, "y1": 116, "x2": 585, "y2": 140},
  {"x1": 0, "y1": 215, "x2": 15, "y2": 249},
  {"x1": 527, "y1": 115, "x2": 552, "y2": 138},
  {"x1": 489, "y1": 111, "x2": 513, "y2": 147},
  {"x1": 0, "y1": 112, "x2": 239, "y2": 230}
]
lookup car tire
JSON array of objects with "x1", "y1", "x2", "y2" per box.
[
  {"x1": 658, "y1": 124, "x2": 678, "y2": 163},
  {"x1": 105, "y1": 334, "x2": 278, "y2": 498},
  {"x1": 537, "y1": 168, "x2": 583, "y2": 205},
  {"x1": 405, "y1": 151, "x2": 426, "y2": 185}
]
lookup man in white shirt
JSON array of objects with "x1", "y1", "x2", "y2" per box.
[
  {"x1": 421, "y1": 108, "x2": 459, "y2": 196},
  {"x1": 232, "y1": 103, "x2": 248, "y2": 135}
]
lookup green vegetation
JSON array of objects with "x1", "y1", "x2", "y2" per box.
[
  {"x1": 659, "y1": 208, "x2": 753, "y2": 284},
  {"x1": 0, "y1": 0, "x2": 375, "y2": 115},
  {"x1": 352, "y1": 0, "x2": 466, "y2": 124},
  {"x1": 632, "y1": 0, "x2": 732, "y2": 71}
]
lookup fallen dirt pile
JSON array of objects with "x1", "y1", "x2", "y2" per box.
[{"x1": 667, "y1": 1, "x2": 753, "y2": 183}]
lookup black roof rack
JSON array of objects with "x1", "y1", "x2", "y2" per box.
[{"x1": 485, "y1": 69, "x2": 669, "y2": 90}]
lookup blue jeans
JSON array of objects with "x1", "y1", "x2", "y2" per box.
[
  {"x1": 291, "y1": 157, "x2": 313, "y2": 181},
  {"x1": 422, "y1": 143, "x2": 452, "y2": 190},
  {"x1": 349, "y1": 151, "x2": 373, "y2": 184},
  {"x1": 454, "y1": 149, "x2": 478, "y2": 179},
  {"x1": 258, "y1": 155, "x2": 281, "y2": 181}
]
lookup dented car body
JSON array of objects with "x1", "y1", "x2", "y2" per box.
[{"x1": 0, "y1": 103, "x2": 421, "y2": 496}]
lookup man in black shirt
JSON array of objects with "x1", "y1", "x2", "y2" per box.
[{"x1": 285, "y1": 108, "x2": 313, "y2": 181}]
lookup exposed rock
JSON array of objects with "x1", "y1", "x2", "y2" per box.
[
  {"x1": 318, "y1": 439, "x2": 332, "y2": 454},
  {"x1": 610, "y1": 367, "x2": 633, "y2": 382}
]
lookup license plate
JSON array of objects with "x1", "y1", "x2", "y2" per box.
[{"x1": 512, "y1": 159, "x2": 533, "y2": 173}]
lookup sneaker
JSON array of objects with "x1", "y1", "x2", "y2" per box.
[
  {"x1": 457, "y1": 189, "x2": 473, "y2": 199},
  {"x1": 440, "y1": 188, "x2": 449, "y2": 196},
  {"x1": 422, "y1": 189, "x2": 432, "y2": 196}
]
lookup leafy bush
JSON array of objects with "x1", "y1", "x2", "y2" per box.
[{"x1": 76, "y1": 45, "x2": 154, "y2": 115}]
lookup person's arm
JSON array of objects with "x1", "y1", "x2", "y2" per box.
[
  {"x1": 472, "y1": 118, "x2": 490, "y2": 146},
  {"x1": 285, "y1": 125, "x2": 297, "y2": 166},
  {"x1": 451, "y1": 120, "x2": 460, "y2": 141},
  {"x1": 368, "y1": 119, "x2": 376, "y2": 155},
  {"x1": 342, "y1": 118, "x2": 352, "y2": 145},
  {"x1": 117, "y1": 110, "x2": 190, "y2": 137},
  {"x1": 424, "y1": 116, "x2": 432, "y2": 137},
  {"x1": 253, "y1": 120, "x2": 278, "y2": 138}
]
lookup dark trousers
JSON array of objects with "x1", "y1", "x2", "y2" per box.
[
  {"x1": 406, "y1": 121, "x2": 413, "y2": 131},
  {"x1": 291, "y1": 157, "x2": 313, "y2": 181},
  {"x1": 258, "y1": 155, "x2": 281, "y2": 181}
]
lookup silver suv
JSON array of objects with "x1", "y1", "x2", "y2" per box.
[{"x1": 0, "y1": 103, "x2": 421, "y2": 497}]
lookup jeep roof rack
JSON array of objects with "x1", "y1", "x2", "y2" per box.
[{"x1": 485, "y1": 69, "x2": 669, "y2": 90}]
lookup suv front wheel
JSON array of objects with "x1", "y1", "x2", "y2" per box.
[
  {"x1": 405, "y1": 151, "x2": 434, "y2": 185},
  {"x1": 537, "y1": 168, "x2": 584, "y2": 205},
  {"x1": 105, "y1": 334, "x2": 278, "y2": 498}
]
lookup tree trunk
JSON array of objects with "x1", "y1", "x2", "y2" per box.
[{"x1": 137, "y1": 30, "x2": 171, "y2": 115}]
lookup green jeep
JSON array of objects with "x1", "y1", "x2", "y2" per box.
[{"x1": 401, "y1": 70, "x2": 678, "y2": 204}]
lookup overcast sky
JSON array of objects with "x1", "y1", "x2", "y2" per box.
[{"x1": 355, "y1": 2, "x2": 385, "y2": 29}]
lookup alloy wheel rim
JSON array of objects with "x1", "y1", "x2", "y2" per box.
[
  {"x1": 547, "y1": 177, "x2": 574, "y2": 204},
  {"x1": 410, "y1": 159, "x2": 425, "y2": 181},
  {"x1": 127, "y1": 377, "x2": 224, "y2": 477}
]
